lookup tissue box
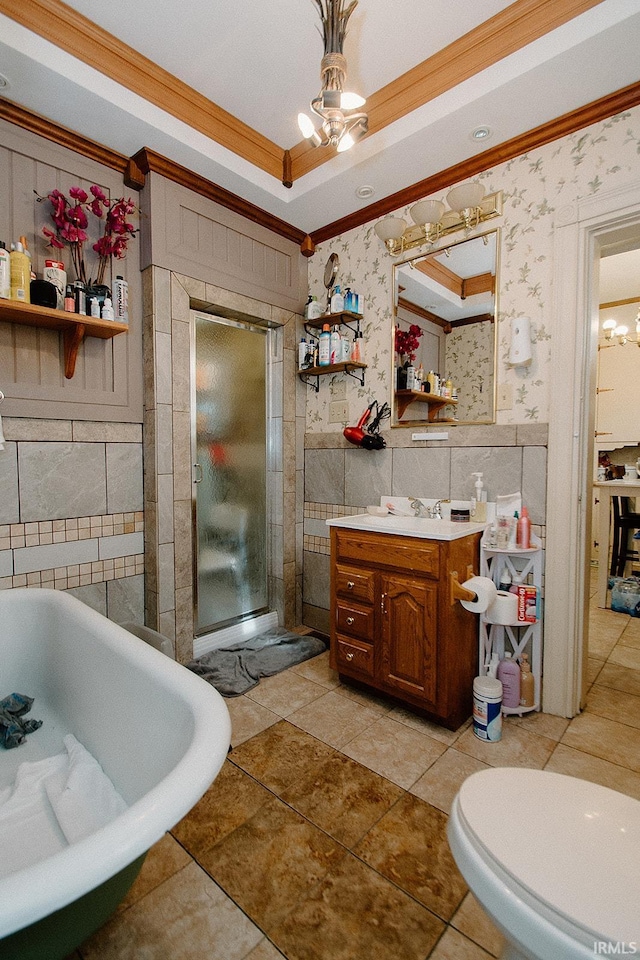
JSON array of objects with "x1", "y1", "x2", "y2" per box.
[{"x1": 517, "y1": 585, "x2": 538, "y2": 623}]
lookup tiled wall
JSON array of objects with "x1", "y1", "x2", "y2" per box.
[
  {"x1": 302, "y1": 423, "x2": 547, "y2": 633},
  {"x1": 0, "y1": 418, "x2": 144, "y2": 623}
]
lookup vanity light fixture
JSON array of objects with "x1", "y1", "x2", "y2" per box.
[
  {"x1": 374, "y1": 183, "x2": 503, "y2": 257},
  {"x1": 297, "y1": 0, "x2": 368, "y2": 154},
  {"x1": 601, "y1": 312, "x2": 640, "y2": 346}
]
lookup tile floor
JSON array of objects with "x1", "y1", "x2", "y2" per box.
[{"x1": 68, "y1": 572, "x2": 640, "y2": 960}]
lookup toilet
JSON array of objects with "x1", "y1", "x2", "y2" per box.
[{"x1": 447, "y1": 767, "x2": 640, "y2": 960}]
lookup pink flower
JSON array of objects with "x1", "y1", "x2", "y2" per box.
[
  {"x1": 42, "y1": 226, "x2": 65, "y2": 250},
  {"x1": 69, "y1": 186, "x2": 88, "y2": 203}
]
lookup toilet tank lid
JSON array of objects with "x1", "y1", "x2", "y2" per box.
[{"x1": 457, "y1": 768, "x2": 640, "y2": 945}]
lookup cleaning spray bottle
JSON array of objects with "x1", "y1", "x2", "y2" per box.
[{"x1": 471, "y1": 472, "x2": 487, "y2": 522}]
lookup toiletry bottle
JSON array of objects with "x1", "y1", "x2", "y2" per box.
[
  {"x1": 64, "y1": 284, "x2": 75, "y2": 312},
  {"x1": 10, "y1": 241, "x2": 30, "y2": 302},
  {"x1": 308, "y1": 296, "x2": 323, "y2": 320},
  {"x1": 0, "y1": 241, "x2": 10, "y2": 299},
  {"x1": 113, "y1": 276, "x2": 129, "y2": 323},
  {"x1": 330, "y1": 285, "x2": 344, "y2": 313},
  {"x1": 497, "y1": 652, "x2": 521, "y2": 709},
  {"x1": 329, "y1": 325, "x2": 341, "y2": 364},
  {"x1": 318, "y1": 323, "x2": 331, "y2": 366},
  {"x1": 74, "y1": 280, "x2": 86, "y2": 315},
  {"x1": 406, "y1": 359, "x2": 415, "y2": 390},
  {"x1": 471, "y1": 472, "x2": 487, "y2": 523},
  {"x1": 89, "y1": 297, "x2": 100, "y2": 318},
  {"x1": 508, "y1": 512, "x2": 518, "y2": 549},
  {"x1": 509, "y1": 572, "x2": 523, "y2": 595},
  {"x1": 298, "y1": 337, "x2": 307, "y2": 369},
  {"x1": 519, "y1": 653, "x2": 535, "y2": 707},
  {"x1": 101, "y1": 298, "x2": 114, "y2": 321},
  {"x1": 517, "y1": 505, "x2": 531, "y2": 549},
  {"x1": 498, "y1": 568, "x2": 512, "y2": 592},
  {"x1": 344, "y1": 287, "x2": 353, "y2": 312}
]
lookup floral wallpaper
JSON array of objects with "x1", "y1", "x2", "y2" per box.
[
  {"x1": 445, "y1": 320, "x2": 495, "y2": 422},
  {"x1": 305, "y1": 105, "x2": 640, "y2": 431}
]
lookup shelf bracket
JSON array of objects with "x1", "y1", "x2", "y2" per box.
[
  {"x1": 63, "y1": 323, "x2": 86, "y2": 379},
  {"x1": 344, "y1": 364, "x2": 365, "y2": 387},
  {"x1": 298, "y1": 371, "x2": 320, "y2": 393}
]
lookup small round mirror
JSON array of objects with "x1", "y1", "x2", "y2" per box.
[{"x1": 324, "y1": 253, "x2": 339, "y2": 291}]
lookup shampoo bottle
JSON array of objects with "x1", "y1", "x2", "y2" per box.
[
  {"x1": 318, "y1": 323, "x2": 331, "y2": 366},
  {"x1": 10, "y1": 241, "x2": 30, "y2": 302},
  {"x1": 519, "y1": 653, "x2": 535, "y2": 707},
  {"x1": 517, "y1": 505, "x2": 531, "y2": 549},
  {"x1": 329, "y1": 325, "x2": 341, "y2": 364},
  {"x1": 497, "y1": 652, "x2": 521, "y2": 709}
]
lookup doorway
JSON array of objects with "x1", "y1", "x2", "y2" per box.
[
  {"x1": 192, "y1": 312, "x2": 269, "y2": 635},
  {"x1": 546, "y1": 182, "x2": 640, "y2": 717}
]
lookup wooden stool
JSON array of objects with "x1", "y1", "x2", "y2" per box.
[{"x1": 610, "y1": 496, "x2": 640, "y2": 577}]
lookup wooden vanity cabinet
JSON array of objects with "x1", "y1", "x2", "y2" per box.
[{"x1": 329, "y1": 526, "x2": 482, "y2": 730}]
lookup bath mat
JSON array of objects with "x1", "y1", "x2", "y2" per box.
[{"x1": 186, "y1": 628, "x2": 327, "y2": 697}]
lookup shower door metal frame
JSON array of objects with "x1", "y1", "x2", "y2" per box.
[{"x1": 190, "y1": 311, "x2": 271, "y2": 636}]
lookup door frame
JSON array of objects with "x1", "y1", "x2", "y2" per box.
[{"x1": 545, "y1": 180, "x2": 640, "y2": 717}]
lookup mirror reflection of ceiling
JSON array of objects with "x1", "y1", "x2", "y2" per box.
[{"x1": 397, "y1": 234, "x2": 495, "y2": 328}]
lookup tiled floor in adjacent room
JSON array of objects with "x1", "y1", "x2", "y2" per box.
[{"x1": 70, "y1": 572, "x2": 640, "y2": 960}]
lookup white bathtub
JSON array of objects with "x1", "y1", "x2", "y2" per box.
[{"x1": 0, "y1": 588, "x2": 231, "y2": 959}]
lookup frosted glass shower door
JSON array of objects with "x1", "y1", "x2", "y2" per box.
[{"x1": 193, "y1": 314, "x2": 268, "y2": 635}]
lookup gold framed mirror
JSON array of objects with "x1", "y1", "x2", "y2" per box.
[{"x1": 391, "y1": 228, "x2": 499, "y2": 427}]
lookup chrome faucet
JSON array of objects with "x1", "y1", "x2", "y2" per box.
[
  {"x1": 409, "y1": 498, "x2": 429, "y2": 518},
  {"x1": 429, "y1": 500, "x2": 443, "y2": 520}
]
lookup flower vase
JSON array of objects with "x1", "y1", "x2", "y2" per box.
[{"x1": 396, "y1": 358, "x2": 408, "y2": 391}]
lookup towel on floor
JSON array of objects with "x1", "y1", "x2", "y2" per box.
[
  {"x1": 0, "y1": 692, "x2": 43, "y2": 749},
  {"x1": 0, "y1": 734, "x2": 128, "y2": 879},
  {"x1": 187, "y1": 629, "x2": 327, "y2": 696}
]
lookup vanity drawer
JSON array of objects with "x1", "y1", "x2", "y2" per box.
[
  {"x1": 335, "y1": 564, "x2": 376, "y2": 604},
  {"x1": 335, "y1": 530, "x2": 440, "y2": 579},
  {"x1": 335, "y1": 600, "x2": 374, "y2": 641},
  {"x1": 335, "y1": 635, "x2": 374, "y2": 678}
]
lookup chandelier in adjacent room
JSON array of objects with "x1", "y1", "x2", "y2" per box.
[{"x1": 297, "y1": 0, "x2": 368, "y2": 153}]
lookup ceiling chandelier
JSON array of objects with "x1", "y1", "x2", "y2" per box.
[
  {"x1": 298, "y1": 0, "x2": 368, "y2": 153},
  {"x1": 374, "y1": 183, "x2": 504, "y2": 257},
  {"x1": 601, "y1": 311, "x2": 640, "y2": 347}
]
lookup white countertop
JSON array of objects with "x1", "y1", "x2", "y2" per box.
[{"x1": 326, "y1": 513, "x2": 487, "y2": 541}]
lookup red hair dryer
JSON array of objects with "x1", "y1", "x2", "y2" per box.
[{"x1": 343, "y1": 403, "x2": 386, "y2": 450}]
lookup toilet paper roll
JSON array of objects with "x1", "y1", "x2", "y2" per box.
[
  {"x1": 486, "y1": 590, "x2": 518, "y2": 624},
  {"x1": 459, "y1": 577, "x2": 498, "y2": 613}
]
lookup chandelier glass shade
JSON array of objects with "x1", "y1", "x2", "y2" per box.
[
  {"x1": 374, "y1": 184, "x2": 504, "y2": 256},
  {"x1": 298, "y1": 1, "x2": 368, "y2": 153},
  {"x1": 602, "y1": 313, "x2": 640, "y2": 346}
]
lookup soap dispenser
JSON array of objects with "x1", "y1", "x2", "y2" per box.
[{"x1": 471, "y1": 472, "x2": 487, "y2": 523}]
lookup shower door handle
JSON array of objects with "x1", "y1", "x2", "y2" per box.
[{"x1": 193, "y1": 463, "x2": 204, "y2": 484}]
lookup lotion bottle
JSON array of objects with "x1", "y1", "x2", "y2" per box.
[
  {"x1": 10, "y1": 241, "x2": 30, "y2": 302},
  {"x1": 329, "y1": 325, "x2": 341, "y2": 364},
  {"x1": 0, "y1": 241, "x2": 10, "y2": 299},
  {"x1": 497, "y1": 652, "x2": 521, "y2": 709},
  {"x1": 519, "y1": 653, "x2": 535, "y2": 707},
  {"x1": 471, "y1": 472, "x2": 487, "y2": 523},
  {"x1": 318, "y1": 323, "x2": 331, "y2": 366},
  {"x1": 330, "y1": 285, "x2": 344, "y2": 313},
  {"x1": 517, "y1": 505, "x2": 531, "y2": 549}
]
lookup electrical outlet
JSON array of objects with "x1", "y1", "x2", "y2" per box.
[
  {"x1": 329, "y1": 401, "x2": 349, "y2": 423},
  {"x1": 497, "y1": 384, "x2": 513, "y2": 410}
]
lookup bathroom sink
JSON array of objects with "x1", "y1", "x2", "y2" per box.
[{"x1": 326, "y1": 513, "x2": 487, "y2": 541}]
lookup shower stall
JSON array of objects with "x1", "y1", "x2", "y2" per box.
[{"x1": 191, "y1": 313, "x2": 269, "y2": 636}]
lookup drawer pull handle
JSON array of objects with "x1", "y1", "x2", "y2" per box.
[
  {"x1": 346, "y1": 651, "x2": 354, "y2": 661},
  {"x1": 346, "y1": 616, "x2": 354, "y2": 625},
  {"x1": 346, "y1": 581, "x2": 355, "y2": 590}
]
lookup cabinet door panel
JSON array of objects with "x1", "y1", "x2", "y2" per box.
[{"x1": 381, "y1": 574, "x2": 437, "y2": 703}]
